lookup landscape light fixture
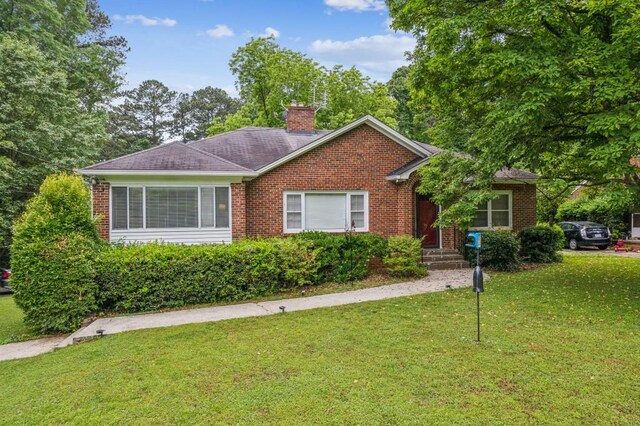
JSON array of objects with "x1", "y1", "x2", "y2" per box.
[
  {"x1": 279, "y1": 306, "x2": 286, "y2": 314},
  {"x1": 96, "y1": 329, "x2": 105, "y2": 337}
]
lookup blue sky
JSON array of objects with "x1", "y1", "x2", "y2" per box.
[{"x1": 100, "y1": 0, "x2": 415, "y2": 95}]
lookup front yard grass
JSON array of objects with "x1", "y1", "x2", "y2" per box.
[
  {"x1": 0, "y1": 255, "x2": 638, "y2": 424},
  {"x1": 0, "y1": 295, "x2": 42, "y2": 344}
]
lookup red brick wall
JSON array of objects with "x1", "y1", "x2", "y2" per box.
[
  {"x1": 243, "y1": 124, "x2": 418, "y2": 238},
  {"x1": 440, "y1": 183, "x2": 538, "y2": 249},
  {"x1": 92, "y1": 182, "x2": 110, "y2": 240},
  {"x1": 231, "y1": 182, "x2": 247, "y2": 240},
  {"x1": 286, "y1": 106, "x2": 316, "y2": 133}
]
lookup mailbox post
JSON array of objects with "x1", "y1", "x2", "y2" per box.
[{"x1": 466, "y1": 232, "x2": 484, "y2": 342}]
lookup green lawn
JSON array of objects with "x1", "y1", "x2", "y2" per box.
[
  {"x1": 0, "y1": 255, "x2": 638, "y2": 424},
  {"x1": 0, "y1": 295, "x2": 42, "y2": 344}
]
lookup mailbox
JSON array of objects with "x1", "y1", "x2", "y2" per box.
[{"x1": 466, "y1": 232, "x2": 482, "y2": 249}]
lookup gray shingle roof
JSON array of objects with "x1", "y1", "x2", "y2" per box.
[
  {"x1": 82, "y1": 141, "x2": 252, "y2": 172},
  {"x1": 387, "y1": 158, "x2": 538, "y2": 180},
  {"x1": 188, "y1": 127, "x2": 331, "y2": 170}
]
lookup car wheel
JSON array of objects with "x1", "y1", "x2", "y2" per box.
[
  {"x1": 569, "y1": 239, "x2": 578, "y2": 250},
  {"x1": 597, "y1": 245, "x2": 607, "y2": 250}
]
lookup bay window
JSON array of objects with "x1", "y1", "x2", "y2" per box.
[
  {"x1": 284, "y1": 191, "x2": 368, "y2": 233},
  {"x1": 111, "y1": 186, "x2": 230, "y2": 230},
  {"x1": 471, "y1": 191, "x2": 512, "y2": 229}
]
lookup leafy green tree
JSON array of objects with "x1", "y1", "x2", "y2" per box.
[
  {"x1": 171, "y1": 93, "x2": 193, "y2": 142},
  {"x1": 0, "y1": 0, "x2": 127, "y2": 111},
  {"x1": 230, "y1": 37, "x2": 322, "y2": 127},
  {"x1": 0, "y1": 0, "x2": 125, "y2": 263},
  {"x1": 388, "y1": 0, "x2": 640, "y2": 226},
  {"x1": 387, "y1": 66, "x2": 432, "y2": 140},
  {"x1": 102, "y1": 80, "x2": 176, "y2": 159},
  {"x1": 0, "y1": 35, "x2": 105, "y2": 264},
  {"x1": 217, "y1": 38, "x2": 399, "y2": 133},
  {"x1": 180, "y1": 87, "x2": 240, "y2": 141}
]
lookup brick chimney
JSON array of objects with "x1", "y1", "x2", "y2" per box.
[{"x1": 286, "y1": 103, "x2": 316, "y2": 133}]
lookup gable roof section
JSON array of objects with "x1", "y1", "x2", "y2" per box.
[
  {"x1": 188, "y1": 127, "x2": 332, "y2": 170},
  {"x1": 78, "y1": 141, "x2": 256, "y2": 176},
  {"x1": 254, "y1": 115, "x2": 432, "y2": 175}
]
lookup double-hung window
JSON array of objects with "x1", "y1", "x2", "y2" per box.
[
  {"x1": 471, "y1": 191, "x2": 512, "y2": 229},
  {"x1": 284, "y1": 191, "x2": 368, "y2": 233},
  {"x1": 111, "y1": 186, "x2": 230, "y2": 230}
]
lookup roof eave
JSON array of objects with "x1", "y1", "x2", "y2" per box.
[{"x1": 76, "y1": 169, "x2": 259, "y2": 177}]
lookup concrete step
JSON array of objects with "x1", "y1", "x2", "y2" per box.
[
  {"x1": 422, "y1": 253, "x2": 465, "y2": 262},
  {"x1": 422, "y1": 260, "x2": 470, "y2": 270},
  {"x1": 422, "y1": 248, "x2": 459, "y2": 256}
]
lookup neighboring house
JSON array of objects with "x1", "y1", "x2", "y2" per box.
[{"x1": 78, "y1": 105, "x2": 537, "y2": 250}]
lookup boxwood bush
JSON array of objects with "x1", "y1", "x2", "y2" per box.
[
  {"x1": 96, "y1": 239, "x2": 319, "y2": 313},
  {"x1": 293, "y1": 232, "x2": 388, "y2": 282},
  {"x1": 383, "y1": 236, "x2": 427, "y2": 278},
  {"x1": 519, "y1": 223, "x2": 565, "y2": 263},
  {"x1": 11, "y1": 173, "x2": 102, "y2": 333},
  {"x1": 463, "y1": 230, "x2": 521, "y2": 271}
]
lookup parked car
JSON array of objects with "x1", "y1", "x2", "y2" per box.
[
  {"x1": 1, "y1": 268, "x2": 11, "y2": 290},
  {"x1": 558, "y1": 221, "x2": 611, "y2": 250}
]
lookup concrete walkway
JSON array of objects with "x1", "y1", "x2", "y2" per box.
[{"x1": 1, "y1": 269, "x2": 475, "y2": 362}]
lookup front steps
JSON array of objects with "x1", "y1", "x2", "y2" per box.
[{"x1": 422, "y1": 249, "x2": 469, "y2": 270}]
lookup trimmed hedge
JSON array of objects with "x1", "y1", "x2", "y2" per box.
[
  {"x1": 383, "y1": 236, "x2": 427, "y2": 278},
  {"x1": 519, "y1": 224, "x2": 564, "y2": 263},
  {"x1": 293, "y1": 232, "x2": 388, "y2": 282},
  {"x1": 96, "y1": 239, "x2": 318, "y2": 313},
  {"x1": 463, "y1": 230, "x2": 521, "y2": 271},
  {"x1": 11, "y1": 173, "x2": 102, "y2": 333}
]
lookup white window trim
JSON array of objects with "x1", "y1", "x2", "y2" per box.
[
  {"x1": 110, "y1": 184, "x2": 232, "y2": 231},
  {"x1": 283, "y1": 191, "x2": 369, "y2": 234},
  {"x1": 470, "y1": 190, "x2": 513, "y2": 230}
]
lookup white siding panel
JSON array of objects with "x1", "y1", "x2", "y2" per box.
[{"x1": 111, "y1": 228, "x2": 231, "y2": 245}]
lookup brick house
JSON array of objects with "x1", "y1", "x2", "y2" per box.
[{"x1": 79, "y1": 106, "x2": 537, "y2": 252}]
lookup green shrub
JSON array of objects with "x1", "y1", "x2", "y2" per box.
[
  {"x1": 556, "y1": 193, "x2": 631, "y2": 238},
  {"x1": 519, "y1": 223, "x2": 564, "y2": 263},
  {"x1": 383, "y1": 236, "x2": 427, "y2": 278},
  {"x1": 294, "y1": 232, "x2": 388, "y2": 282},
  {"x1": 463, "y1": 230, "x2": 521, "y2": 271},
  {"x1": 96, "y1": 239, "x2": 319, "y2": 313},
  {"x1": 11, "y1": 173, "x2": 101, "y2": 333}
]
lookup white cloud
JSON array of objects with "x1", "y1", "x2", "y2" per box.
[
  {"x1": 324, "y1": 0, "x2": 385, "y2": 12},
  {"x1": 309, "y1": 34, "x2": 415, "y2": 79},
  {"x1": 206, "y1": 24, "x2": 234, "y2": 38},
  {"x1": 113, "y1": 14, "x2": 177, "y2": 27},
  {"x1": 259, "y1": 26, "x2": 280, "y2": 39}
]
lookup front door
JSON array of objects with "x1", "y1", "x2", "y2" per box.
[{"x1": 416, "y1": 195, "x2": 439, "y2": 248}]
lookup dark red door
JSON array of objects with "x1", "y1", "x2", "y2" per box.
[{"x1": 416, "y1": 196, "x2": 439, "y2": 248}]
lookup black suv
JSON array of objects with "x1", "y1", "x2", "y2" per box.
[{"x1": 558, "y1": 221, "x2": 611, "y2": 250}]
